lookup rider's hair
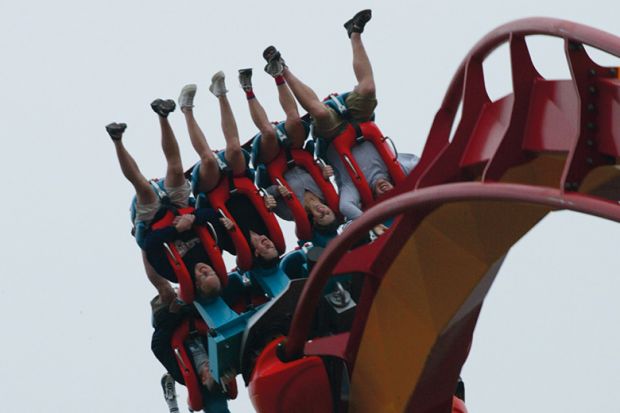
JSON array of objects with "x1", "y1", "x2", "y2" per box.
[{"x1": 308, "y1": 213, "x2": 341, "y2": 236}]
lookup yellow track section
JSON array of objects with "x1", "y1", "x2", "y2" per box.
[{"x1": 349, "y1": 154, "x2": 566, "y2": 412}]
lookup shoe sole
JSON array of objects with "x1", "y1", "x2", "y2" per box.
[{"x1": 212, "y1": 71, "x2": 225, "y2": 82}]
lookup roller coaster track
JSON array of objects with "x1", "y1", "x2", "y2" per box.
[{"x1": 272, "y1": 17, "x2": 620, "y2": 413}]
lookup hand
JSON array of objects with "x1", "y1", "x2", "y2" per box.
[
  {"x1": 168, "y1": 298, "x2": 183, "y2": 314},
  {"x1": 219, "y1": 217, "x2": 235, "y2": 231},
  {"x1": 174, "y1": 214, "x2": 195, "y2": 232},
  {"x1": 277, "y1": 185, "x2": 291, "y2": 199},
  {"x1": 321, "y1": 164, "x2": 334, "y2": 179},
  {"x1": 372, "y1": 224, "x2": 389, "y2": 236},
  {"x1": 158, "y1": 285, "x2": 176, "y2": 307},
  {"x1": 264, "y1": 194, "x2": 277, "y2": 210},
  {"x1": 199, "y1": 363, "x2": 216, "y2": 391},
  {"x1": 221, "y1": 368, "x2": 237, "y2": 386}
]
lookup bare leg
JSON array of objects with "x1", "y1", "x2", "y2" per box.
[
  {"x1": 112, "y1": 139, "x2": 156, "y2": 205},
  {"x1": 282, "y1": 66, "x2": 333, "y2": 125},
  {"x1": 159, "y1": 116, "x2": 185, "y2": 188},
  {"x1": 247, "y1": 96, "x2": 280, "y2": 164},
  {"x1": 182, "y1": 107, "x2": 221, "y2": 193},
  {"x1": 217, "y1": 95, "x2": 246, "y2": 175},
  {"x1": 277, "y1": 82, "x2": 306, "y2": 149},
  {"x1": 350, "y1": 33, "x2": 376, "y2": 96}
]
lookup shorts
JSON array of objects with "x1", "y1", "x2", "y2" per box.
[
  {"x1": 135, "y1": 180, "x2": 191, "y2": 223},
  {"x1": 313, "y1": 92, "x2": 378, "y2": 140}
]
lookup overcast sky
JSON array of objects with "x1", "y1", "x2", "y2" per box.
[{"x1": 1, "y1": 0, "x2": 619, "y2": 412}]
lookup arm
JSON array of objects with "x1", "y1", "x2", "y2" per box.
[
  {"x1": 265, "y1": 185, "x2": 295, "y2": 221},
  {"x1": 151, "y1": 310, "x2": 186, "y2": 385},
  {"x1": 142, "y1": 251, "x2": 176, "y2": 305},
  {"x1": 143, "y1": 214, "x2": 195, "y2": 251},
  {"x1": 193, "y1": 207, "x2": 220, "y2": 227},
  {"x1": 195, "y1": 207, "x2": 237, "y2": 254},
  {"x1": 398, "y1": 153, "x2": 420, "y2": 175},
  {"x1": 339, "y1": 180, "x2": 364, "y2": 220}
]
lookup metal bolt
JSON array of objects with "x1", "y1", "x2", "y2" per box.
[
  {"x1": 588, "y1": 85, "x2": 598, "y2": 95},
  {"x1": 586, "y1": 157, "x2": 594, "y2": 165},
  {"x1": 610, "y1": 67, "x2": 618, "y2": 77},
  {"x1": 587, "y1": 122, "x2": 597, "y2": 131},
  {"x1": 586, "y1": 139, "x2": 594, "y2": 147},
  {"x1": 587, "y1": 103, "x2": 596, "y2": 113},
  {"x1": 588, "y1": 68, "x2": 597, "y2": 77},
  {"x1": 564, "y1": 182, "x2": 573, "y2": 190}
]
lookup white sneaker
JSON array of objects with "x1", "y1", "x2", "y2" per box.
[
  {"x1": 161, "y1": 373, "x2": 179, "y2": 413},
  {"x1": 209, "y1": 71, "x2": 228, "y2": 97},
  {"x1": 178, "y1": 84, "x2": 197, "y2": 109}
]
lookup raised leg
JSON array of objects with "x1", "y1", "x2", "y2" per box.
[
  {"x1": 281, "y1": 66, "x2": 333, "y2": 125},
  {"x1": 277, "y1": 81, "x2": 306, "y2": 149},
  {"x1": 350, "y1": 32, "x2": 376, "y2": 97},
  {"x1": 181, "y1": 107, "x2": 221, "y2": 193},
  {"x1": 217, "y1": 93, "x2": 246, "y2": 175},
  {"x1": 158, "y1": 116, "x2": 185, "y2": 188},
  {"x1": 107, "y1": 123, "x2": 157, "y2": 205}
]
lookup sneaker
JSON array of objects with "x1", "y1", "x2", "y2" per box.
[
  {"x1": 262, "y1": 46, "x2": 286, "y2": 77},
  {"x1": 178, "y1": 84, "x2": 197, "y2": 109},
  {"x1": 150, "y1": 98, "x2": 176, "y2": 118},
  {"x1": 344, "y1": 9, "x2": 372, "y2": 38},
  {"x1": 262, "y1": 45, "x2": 280, "y2": 63},
  {"x1": 238, "y1": 68, "x2": 253, "y2": 91},
  {"x1": 161, "y1": 373, "x2": 179, "y2": 413},
  {"x1": 209, "y1": 71, "x2": 228, "y2": 97},
  {"x1": 105, "y1": 122, "x2": 127, "y2": 141}
]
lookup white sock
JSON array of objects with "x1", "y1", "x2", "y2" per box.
[{"x1": 166, "y1": 398, "x2": 179, "y2": 413}]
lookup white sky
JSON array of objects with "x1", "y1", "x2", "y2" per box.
[{"x1": 1, "y1": 0, "x2": 619, "y2": 412}]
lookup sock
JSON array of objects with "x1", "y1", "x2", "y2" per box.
[
  {"x1": 275, "y1": 75, "x2": 285, "y2": 85},
  {"x1": 245, "y1": 89, "x2": 255, "y2": 99},
  {"x1": 166, "y1": 399, "x2": 179, "y2": 413}
]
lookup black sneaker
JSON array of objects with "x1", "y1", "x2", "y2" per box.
[
  {"x1": 262, "y1": 45, "x2": 281, "y2": 63},
  {"x1": 150, "y1": 98, "x2": 176, "y2": 118},
  {"x1": 105, "y1": 122, "x2": 127, "y2": 141},
  {"x1": 344, "y1": 9, "x2": 372, "y2": 38}
]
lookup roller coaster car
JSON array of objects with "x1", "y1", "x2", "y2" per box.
[
  {"x1": 149, "y1": 206, "x2": 227, "y2": 303},
  {"x1": 251, "y1": 130, "x2": 341, "y2": 242}
]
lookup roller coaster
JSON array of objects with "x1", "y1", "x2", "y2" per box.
[{"x1": 156, "y1": 17, "x2": 620, "y2": 413}]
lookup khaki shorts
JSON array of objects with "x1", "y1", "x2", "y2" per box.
[
  {"x1": 135, "y1": 180, "x2": 191, "y2": 223},
  {"x1": 313, "y1": 92, "x2": 378, "y2": 140}
]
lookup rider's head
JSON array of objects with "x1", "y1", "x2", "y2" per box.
[
  {"x1": 194, "y1": 262, "x2": 221, "y2": 300},
  {"x1": 373, "y1": 176, "x2": 394, "y2": 197},
  {"x1": 249, "y1": 231, "x2": 279, "y2": 266},
  {"x1": 304, "y1": 196, "x2": 337, "y2": 229}
]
